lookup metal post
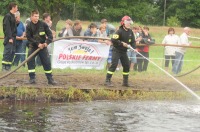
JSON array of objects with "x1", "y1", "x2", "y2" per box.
[{"x1": 163, "y1": 0, "x2": 166, "y2": 26}]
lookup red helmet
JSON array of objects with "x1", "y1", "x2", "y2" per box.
[{"x1": 121, "y1": 15, "x2": 133, "y2": 25}]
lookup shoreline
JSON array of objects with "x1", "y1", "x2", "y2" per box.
[{"x1": 0, "y1": 86, "x2": 198, "y2": 102}]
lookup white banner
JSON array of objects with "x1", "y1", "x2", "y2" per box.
[{"x1": 52, "y1": 40, "x2": 110, "y2": 69}]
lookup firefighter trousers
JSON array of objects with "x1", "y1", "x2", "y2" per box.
[
  {"x1": 27, "y1": 45, "x2": 52, "y2": 79},
  {"x1": 107, "y1": 48, "x2": 130, "y2": 77},
  {"x1": 2, "y1": 38, "x2": 16, "y2": 66}
]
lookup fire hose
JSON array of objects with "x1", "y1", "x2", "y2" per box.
[
  {"x1": 127, "y1": 45, "x2": 200, "y2": 100},
  {"x1": 0, "y1": 36, "x2": 111, "y2": 80}
]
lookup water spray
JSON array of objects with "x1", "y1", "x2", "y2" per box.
[{"x1": 127, "y1": 45, "x2": 200, "y2": 100}]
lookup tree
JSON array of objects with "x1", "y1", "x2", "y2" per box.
[
  {"x1": 1, "y1": 0, "x2": 200, "y2": 28},
  {"x1": 0, "y1": 0, "x2": 35, "y2": 16},
  {"x1": 156, "y1": 0, "x2": 200, "y2": 27},
  {"x1": 33, "y1": 0, "x2": 77, "y2": 31}
]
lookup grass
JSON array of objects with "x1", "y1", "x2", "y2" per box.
[
  {"x1": 0, "y1": 16, "x2": 200, "y2": 101},
  {"x1": 0, "y1": 86, "x2": 195, "y2": 102}
]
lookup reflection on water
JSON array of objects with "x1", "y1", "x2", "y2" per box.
[{"x1": 0, "y1": 100, "x2": 200, "y2": 132}]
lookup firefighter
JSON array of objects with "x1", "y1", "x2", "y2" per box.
[
  {"x1": 2, "y1": 2, "x2": 18, "y2": 72},
  {"x1": 26, "y1": 10, "x2": 56, "y2": 85},
  {"x1": 104, "y1": 16, "x2": 136, "y2": 87}
]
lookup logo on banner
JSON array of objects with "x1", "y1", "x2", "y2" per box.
[{"x1": 56, "y1": 42, "x2": 102, "y2": 66}]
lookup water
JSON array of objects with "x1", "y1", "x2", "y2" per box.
[{"x1": 0, "y1": 100, "x2": 200, "y2": 132}]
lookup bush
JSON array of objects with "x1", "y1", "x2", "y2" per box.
[{"x1": 167, "y1": 16, "x2": 181, "y2": 27}]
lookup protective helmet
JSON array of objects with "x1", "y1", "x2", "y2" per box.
[{"x1": 120, "y1": 15, "x2": 133, "y2": 25}]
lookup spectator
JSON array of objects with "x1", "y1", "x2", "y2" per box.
[
  {"x1": 72, "y1": 20, "x2": 84, "y2": 36},
  {"x1": 43, "y1": 13, "x2": 51, "y2": 27},
  {"x1": 96, "y1": 24, "x2": 112, "y2": 69},
  {"x1": 20, "y1": 18, "x2": 31, "y2": 66},
  {"x1": 136, "y1": 26, "x2": 155, "y2": 72},
  {"x1": 172, "y1": 27, "x2": 191, "y2": 74},
  {"x1": 36, "y1": 13, "x2": 55, "y2": 66},
  {"x1": 13, "y1": 11, "x2": 25, "y2": 66},
  {"x1": 84, "y1": 23, "x2": 98, "y2": 42},
  {"x1": 138, "y1": 26, "x2": 143, "y2": 35},
  {"x1": 97, "y1": 24, "x2": 111, "y2": 44},
  {"x1": 101, "y1": 18, "x2": 110, "y2": 37},
  {"x1": 97, "y1": 24, "x2": 107, "y2": 38},
  {"x1": 162, "y1": 27, "x2": 180, "y2": 71},
  {"x1": 127, "y1": 26, "x2": 141, "y2": 71},
  {"x1": 58, "y1": 19, "x2": 73, "y2": 37},
  {"x1": 106, "y1": 44, "x2": 113, "y2": 70},
  {"x1": 42, "y1": 14, "x2": 56, "y2": 62}
]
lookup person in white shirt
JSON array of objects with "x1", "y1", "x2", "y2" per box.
[
  {"x1": 172, "y1": 27, "x2": 191, "y2": 74},
  {"x1": 162, "y1": 27, "x2": 180, "y2": 71}
]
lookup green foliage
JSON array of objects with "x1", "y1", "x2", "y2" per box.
[
  {"x1": 0, "y1": 0, "x2": 35, "y2": 16},
  {"x1": 0, "y1": 0, "x2": 200, "y2": 27},
  {"x1": 167, "y1": 16, "x2": 181, "y2": 27},
  {"x1": 159, "y1": 0, "x2": 200, "y2": 27}
]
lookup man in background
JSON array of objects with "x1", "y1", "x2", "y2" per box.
[
  {"x1": 101, "y1": 18, "x2": 110, "y2": 37},
  {"x1": 13, "y1": 11, "x2": 25, "y2": 66},
  {"x1": 72, "y1": 20, "x2": 84, "y2": 36},
  {"x1": 172, "y1": 27, "x2": 191, "y2": 74},
  {"x1": 2, "y1": 2, "x2": 18, "y2": 71}
]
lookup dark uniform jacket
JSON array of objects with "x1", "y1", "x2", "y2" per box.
[
  {"x1": 3, "y1": 12, "x2": 17, "y2": 44},
  {"x1": 137, "y1": 31, "x2": 155, "y2": 52},
  {"x1": 111, "y1": 26, "x2": 135, "y2": 52},
  {"x1": 26, "y1": 20, "x2": 53, "y2": 47}
]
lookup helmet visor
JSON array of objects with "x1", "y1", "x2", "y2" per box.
[{"x1": 124, "y1": 19, "x2": 133, "y2": 25}]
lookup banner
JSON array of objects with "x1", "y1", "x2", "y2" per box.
[{"x1": 52, "y1": 40, "x2": 110, "y2": 69}]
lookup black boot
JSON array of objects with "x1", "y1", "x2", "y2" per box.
[
  {"x1": 2, "y1": 64, "x2": 6, "y2": 72},
  {"x1": 5, "y1": 65, "x2": 11, "y2": 71},
  {"x1": 122, "y1": 75, "x2": 132, "y2": 87},
  {"x1": 47, "y1": 75, "x2": 57, "y2": 85},
  {"x1": 29, "y1": 78, "x2": 36, "y2": 84},
  {"x1": 104, "y1": 74, "x2": 113, "y2": 87},
  {"x1": 29, "y1": 73, "x2": 36, "y2": 84}
]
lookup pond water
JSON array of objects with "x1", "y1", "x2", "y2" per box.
[{"x1": 0, "y1": 100, "x2": 200, "y2": 132}]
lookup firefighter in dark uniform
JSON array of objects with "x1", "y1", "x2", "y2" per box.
[
  {"x1": 26, "y1": 10, "x2": 56, "y2": 85},
  {"x1": 105, "y1": 16, "x2": 136, "y2": 87},
  {"x1": 2, "y1": 2, "x2": 18, "y2": 72}
]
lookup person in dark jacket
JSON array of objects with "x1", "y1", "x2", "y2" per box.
[
  {"x1": 104, "y1": 16, "x2": 136, "y2": 87},
  {"x1": 72, "y1": 20, "x2": 84, "y2": 36},
  {"x1": 1, "y1": 2, "x2": 18, "y2": 71},
  {"x1": 84, "y1": 23, "x2": 98, "y2": 42},
  {"x1": 136, "y1": 26, "x2": 155, "y2": 72},
  {"x1": 26, "y1": 10, "x2": 56, "y2": 85}
]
